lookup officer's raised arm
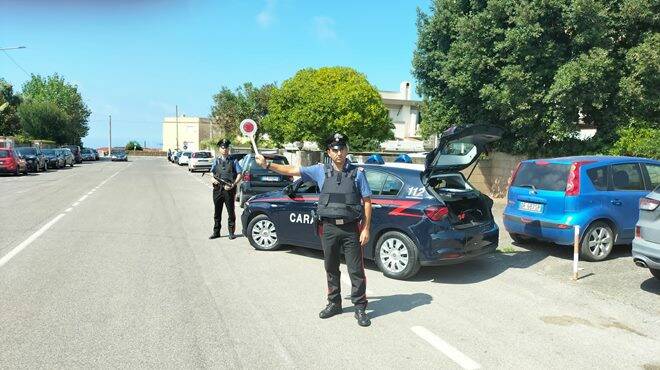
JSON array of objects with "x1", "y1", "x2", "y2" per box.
[{"x1": 255, "y1": 154, "x2": 301, "y2": 177}]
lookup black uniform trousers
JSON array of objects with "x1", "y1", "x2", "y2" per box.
[
  {"x1": 213, "y1": 186, "x2": 236, "y2": 235},
  {"x1": 321, "y1": 221, "x2": 368, "y2": 309}
]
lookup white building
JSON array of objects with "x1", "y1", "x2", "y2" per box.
[
  {"x1": 161, "y1": 116, "x2": 212, "y2": 152},
  {"x1": 379, "y1": 81, "x2": 424, "y2": 151}
]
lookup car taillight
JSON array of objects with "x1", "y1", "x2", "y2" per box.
[
  {"x1": 425, "y1": 205, "x2": 449, "y2": 221},
  {"x1": 565, "y1": 163, "x2": 580, "y2": 196},
  {"x1": 635, "y1": 226, "x2": 641, "y2": 238},
  {"x1": 640, "y1": 197, "x2": 659, "y2": 211},
  {"x1": 243, "y1": 173, "x2": 252, "y2": 181}
]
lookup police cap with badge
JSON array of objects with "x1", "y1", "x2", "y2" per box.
[
  {"x1": 217, "y1": 139, "x2": 231, "y2": 148},
  {"x1": 325, "y1": 133, "x2": 348, "y2": 150}
]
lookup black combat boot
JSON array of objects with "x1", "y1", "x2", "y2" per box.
[
  {"x1": 209, "y1": 232, "x2": 220, "y2": 240},
  {"x1": 354, "y1": 307, "x2": 371, "y2": 327},
  {"x1": 318, "y1": 302, "x2": 342, "y2": 319}
]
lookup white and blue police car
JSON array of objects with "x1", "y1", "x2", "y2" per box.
[{"x1": 241, "y1": 125, "x2": 503, "y2": 279}]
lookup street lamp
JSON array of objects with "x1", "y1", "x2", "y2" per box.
[{"x1": 0, "y1": 46, "x2": 26, "y2": 51}]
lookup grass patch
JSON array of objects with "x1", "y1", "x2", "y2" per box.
[{"x1": 497, "y1": 245, "x2": 518, "y2": 254}]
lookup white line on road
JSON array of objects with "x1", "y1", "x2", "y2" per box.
[
  {"x1": 78, "y1": 195, "x2": 88, "y2": 202},
  {"x1": 411, "y1": 326, "x2": 481, "y2": 370},
  {"x1": 0, "y1": 214, "x2": 66, "y2": 268},
  {"x1": 65, "y1": 207, "x2": 73, "y2": 212},
  {"x1": 72, "y1": 202, "x2": 80, "y2": 207}
]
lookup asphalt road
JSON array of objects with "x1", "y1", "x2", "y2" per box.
[{"x1": 0, "y1": 157, "x2": 658, "y2": 369}]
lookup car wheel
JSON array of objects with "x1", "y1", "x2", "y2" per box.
[
  {"x1": 650, "y1": 268, "x2": 660, "y2": 280},
  {"x1": 247, "y1": 214, "x2": 280, "y2": 251},
  {"x1": 580, "y1": 221, "x2": 614, "y2": 261},
  {"x1": 375, "y1": 231, "x2": 421, "y2": 280},
  {"x1": 14, "y1": 167, "x2": 19, "y2": 176},
  {"x1": 509, "y1": 232, "x2": 532, "y2": 244}
]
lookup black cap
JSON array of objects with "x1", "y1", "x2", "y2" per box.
[
  {"x1": 325, "y1": 132, "x2": 348, "y2": 150},
  {"x1": 217, "y1": 139, "x2": 231, "y2": 148}
]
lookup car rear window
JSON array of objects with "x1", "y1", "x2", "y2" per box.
[
  {"x1": 512, "y1": 162, "x2": 570, "y2": 191},
  {"x1": 193, "y1": 152, "x2": 212, "y2": 158},
  {"x1": 248, "y1": 156, "x2": 288, "y2": 168},
  {"x1": 18, "y1": 148, "x2": 37, "y2": 155},
  {"x1": 0, "y1": 150, "x2": 10, "y2": 158}
]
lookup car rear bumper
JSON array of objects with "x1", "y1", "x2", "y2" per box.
[
  {"x1": 420, "y1": 222, "x2": 499, "y2": 266},
  {"x1": 632, "y1": 237, "x2": 660, "y2": 269},
  {"x1": 503, "y1": 213, "x2": 576, "y2": 245},
  {"x1": 189, "y1": 163, "x2": 212, "y2": 170}
]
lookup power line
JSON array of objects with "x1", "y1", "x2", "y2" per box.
[{"x1": 1, "y1": 50, "x2": 31, "y2": 77}]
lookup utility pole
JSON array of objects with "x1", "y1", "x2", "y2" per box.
[
  {"x1": 175, "y1": 105, "x2": 179, "y2": 150},
  {"x1": 109, "y1": 115, "x2": 112, "y2": 157}
]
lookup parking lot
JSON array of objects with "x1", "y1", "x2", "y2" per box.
[{"x1": 0, "y1": 157, "x2": 658, "y2": 368}]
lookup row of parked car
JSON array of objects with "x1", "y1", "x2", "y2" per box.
[
  {"x1": 168, "y1": 148, "x2": 293, "y2": 208},
  {"x1": 168, "y1": 126, "x2": 659, "y2": 281},
  {"x1": 0, "y1": 145, "x2": 101, "y2": 176}
]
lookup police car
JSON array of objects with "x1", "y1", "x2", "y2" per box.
[{"x1": 241, "y1": 125, "x2": 503, "y2": 279}]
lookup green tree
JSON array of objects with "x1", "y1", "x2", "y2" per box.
[
  {"x1": 263, "y1": 67, "x2": 393, "y2": 151},
  {"x1": 125, "y1": 141, "x2": 143, "y2": 151},
  {"x1": 0, "y1": 79, "x2": 22, "y2": 136},
  {"x1": 210, "y1": 82, "x2": 276, "y2": 142},
  {"x1": 412, "y1": 0, "x2": 659, "y2": 156},
  {"x1": 20, "y1": 74, "x2": 91, "y2": 145},
  {"x1": 18, "y1": 100, "x2": 70, "y2": 143}
]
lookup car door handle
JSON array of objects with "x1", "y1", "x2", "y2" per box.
[{"x1": 611, "y1": 199, "x2": 622, "y2": 206}]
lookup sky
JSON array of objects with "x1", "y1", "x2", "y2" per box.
[{"x1": 1, "y1": 0, "x2": 431, "y2": 148}]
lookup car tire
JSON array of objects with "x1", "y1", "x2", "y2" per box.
[
  {"x1": 374, "y1": 231, "x2": 421, "y2": 280},
  {"x1": 580, "y1": 221, "x2": 614, "y2": 261},
  {"x1": 14, "y1": 167, "x2": 19, "y2": 176},
  {"x1": 247, "y1": 214, "x2": 281, "y2": 251},
  {"x1": 650, "y1": 268, "x2": 660, "y2": 280}
]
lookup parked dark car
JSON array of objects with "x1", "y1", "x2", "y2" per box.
[
  {"x1": 16, "y1": 146, "x2": 48, "y2": 172},
  {"x1": 64, "y1": 145, "x2": 83, "y2": 164},
  {"x1": 58, "y1": 148, "x2": 75, "y2": 167},
  {"x1": 241, "y1": 125, "x2": 504, "y2": 279},
  {"x1": 81, "y1": 148, "x2": 96, "y2": 161},
  {"x1": 111, "y1": 149, "x2": 128, "y2": 162},
  {"x1": 237, "y1": 154, "x2": 293, "y2": 207},
  {"x1": 0, "y1": 148, "x2": 28, "y2": 176},
  {"x1": 42, "y1": 148, "x2": 65, "y2": 169}
]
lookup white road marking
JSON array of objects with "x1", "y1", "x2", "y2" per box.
[
  {"x1": 411, "y1": 326, "x2": 481, "y2": 370},
  {"x1": 72, "y1": 202, "x2": 80, "y2": 207},
  {"x1": 78, "y1": 195, "x2": 88, "y2": 202},
  {"x1": 64, "y1": 207, "x2": 73, "y2": 212},
  {"x1": 0, "y1": 214, "x2": 66, "y2": 268}
]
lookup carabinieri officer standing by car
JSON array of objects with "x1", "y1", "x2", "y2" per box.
[
  {"x1": 209, "y1": 139, "x2": 242, "y2": 240},
  {"x1": 255, "y1": 133, "x2": 373, "y2": 327}
]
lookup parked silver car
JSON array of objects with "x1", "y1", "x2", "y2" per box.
[{"x1": 632, "y1": 185, "x2": 660, "y2": 280}]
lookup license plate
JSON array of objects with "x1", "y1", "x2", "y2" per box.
[
  {"x1": 519, "y1": 201, "x2": 543, "y2": 213},
  {"x1": 262, "y1": 176, "x2": 279, "y2": 182},
  {"x1": 198, "y1": 160, "x2": 209, "y2": 163}
]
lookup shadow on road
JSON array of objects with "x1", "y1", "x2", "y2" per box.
[
  {"x1": 411, "y1": 249, "x2": 548, "y2": 284},
  {"x1": 357, "y1": 293, "x2": 433, "y2": 319},
  {"x1": 514, "y1": 239, "x2": 634, "y2": 262},
  {"x1": 640, "y1": 277, "x2": 660, "y2": 295}
]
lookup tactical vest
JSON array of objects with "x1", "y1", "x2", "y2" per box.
[
  {"x1": 317, "y1": 163, "x2": 362, "y2": 222},
  {"x1": 213, "y1": 157, "x2": 236, "y2": 183}
]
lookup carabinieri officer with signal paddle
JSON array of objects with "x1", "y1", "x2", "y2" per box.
[{"x1": 255, "y1": 133, "x2": 373, "y2": 327}]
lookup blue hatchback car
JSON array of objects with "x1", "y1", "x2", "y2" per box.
[
  {"x1": 504, "y1": 156, "x2": 660, "y2": 261},
  {"x1": 241, "y1": 125, "x2": 504, "y2": 279}
]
